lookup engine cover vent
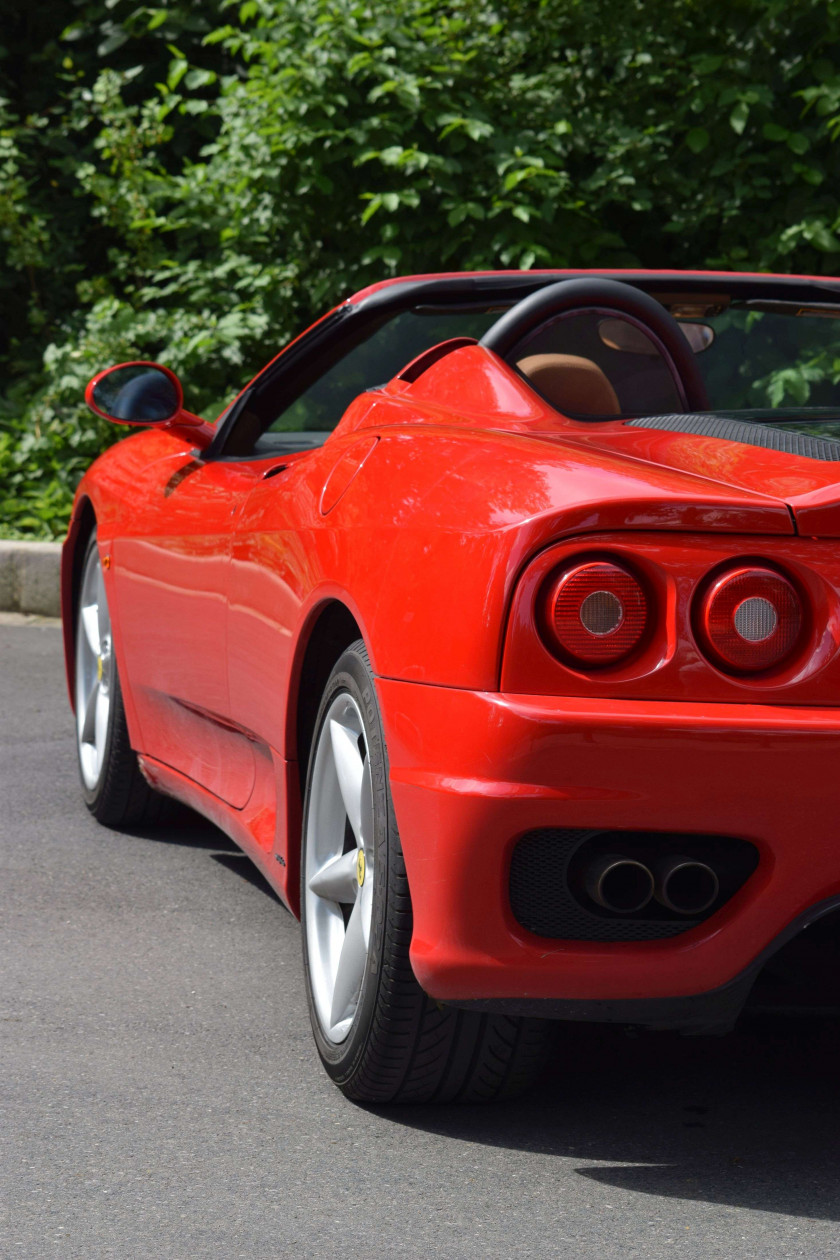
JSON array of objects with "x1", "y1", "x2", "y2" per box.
[{"x1": 626, "y1": 412, "x2": 840, "y2": 461}]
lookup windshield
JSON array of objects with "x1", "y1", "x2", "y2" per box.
[{"x1": 689, "y1": 306, "x2": 840, "y2": 416}]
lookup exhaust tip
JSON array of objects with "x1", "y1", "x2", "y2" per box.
[
  {"x1": 655, "y1": 856, "x2": 719, "y2": 916},
  {"x1": 585, "y1": 854, "x2": 654, "y2": 914}
]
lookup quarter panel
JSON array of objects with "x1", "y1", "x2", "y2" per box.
[{"x1": 227, "y1": 409, "x2": 797, "y2": 770}]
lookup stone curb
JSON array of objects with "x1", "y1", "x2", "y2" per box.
[{"x1": 0, "y1": 541, "x2": 62, "y2": 618}]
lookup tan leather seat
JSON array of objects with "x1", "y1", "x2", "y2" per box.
[{"x1": 517, "y1": 353, "x2": 620, "y2": 416}]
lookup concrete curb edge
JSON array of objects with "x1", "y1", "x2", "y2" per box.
[{"x1": 0, "y1": 541, "x2": 62, "y2": 618}]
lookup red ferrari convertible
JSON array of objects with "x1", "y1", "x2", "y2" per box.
[{"x1": 63, "y1": 270, "x2": 840, "y2": 1102}]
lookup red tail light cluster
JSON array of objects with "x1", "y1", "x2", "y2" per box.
[
  {"x1": 540, "y1": 553, "x2": 808, "y2": 678},
  {"x1": 696, "y1": 566, "x2": 803, "y2": 673},
  {"x1": 543, "y1": 560, "x2": 649, "y2": 666}
]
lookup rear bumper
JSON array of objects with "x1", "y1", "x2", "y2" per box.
[{"x1": 378, "y1": 680, "x2": 840, "y2": 1006}]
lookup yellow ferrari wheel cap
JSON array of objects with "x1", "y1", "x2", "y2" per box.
[{"x1": 356, "y1": 848, "x2": 366, "y2": 886}]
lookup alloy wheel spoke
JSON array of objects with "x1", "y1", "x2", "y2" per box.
[
  {"x1": 308, "y1": 849, "x2": 359, "y2": 905},
  {"x1": 329, "y1": 896, "x2": 366, "y2": 1032},
  {"x1": 81, "y1": 603, "x2": 101, "y2": 658},
  {"x1": 329, "y1": 718, "x2": 365, "y2": 845},
  {"x1": 75, "y1": 540, "x2": 114, "y2": 793},
  {"x1": 96, "y1": 565, "x2": 109, "y2": 645},
  {"x1": 80, "y1": 679, "x2": 100, "y2": 744},
  {"x1": 359, "y1": 871, "x2": 374, "y2": 950}
]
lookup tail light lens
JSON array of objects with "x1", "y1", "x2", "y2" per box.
[
  {"x1": 696, "y1": 566, "x2": 803, "y2": 673},
  {"x1": 543, "y1": 560, "x2": 649, "y2": 666}
]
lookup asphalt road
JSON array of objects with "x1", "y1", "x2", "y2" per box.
[{"x1": 3, "y1": 617, "x2": 840, "y2": 1259}]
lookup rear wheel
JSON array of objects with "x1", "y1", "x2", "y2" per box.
[
  {"x1": 74, "y1": 531, "x2": 162, "y2": 828},
  {"x1": 300, "y1": 640, "x2": 555, "y2": 1103}
]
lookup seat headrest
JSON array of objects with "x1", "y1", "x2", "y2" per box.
[{"x1": 517, "y1": 353, "x2": 620, "y2": 417}]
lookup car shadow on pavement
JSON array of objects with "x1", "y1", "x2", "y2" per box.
[
  {"x1": 210, "y1": 851, "x2": 283, "y2": 903},
  {"x1": 379, "y1": 1016, "x2": 840, "y2": 1222},
  {"x1": 127, "y1": 802, "x2": 239, "y2": 851},
  {"x1": 130, "y1": 806, "x2": 286, "y2": 904}
]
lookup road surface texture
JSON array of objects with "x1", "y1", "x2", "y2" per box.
[{"x1": 3, "y1": 617, "x2": 839, "y2": 1258}]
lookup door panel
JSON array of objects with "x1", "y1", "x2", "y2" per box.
[
  {"x1": 113, "y1": 455, "x2": 260, "y2": 806},
  {"x1": 226, "y1": 456, "x2": 320, "y2": 757}
]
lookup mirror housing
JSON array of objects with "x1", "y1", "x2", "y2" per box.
[{"x1": 85, "y1": 361, "x2": 215, "y2": 450}]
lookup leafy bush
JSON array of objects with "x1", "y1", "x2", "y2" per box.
[{"x1": 2, "y1": 0, "x2": 840, "y2": 537}]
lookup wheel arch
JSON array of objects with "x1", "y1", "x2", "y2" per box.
[
  {"x1": 289, "y1": 599, "x2": 365, "y2": 798},
  {"x1": 280, "y1": 600, "x2": 367, "y2": 918}
]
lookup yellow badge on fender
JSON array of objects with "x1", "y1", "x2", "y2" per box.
[{"x1": 356, "y1": 849, "x2": 366, "y2": 887}]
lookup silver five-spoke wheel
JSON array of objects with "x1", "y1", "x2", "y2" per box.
[
  {"x1": 304, "y1": 692, "x2": 374, "y2": 1043},
  {"x1": 75, "y1": 538, "x2": 114, "y2": 790},
  {"x1": 301, "y1": 641, "x2": 553, "y2": 1103}
]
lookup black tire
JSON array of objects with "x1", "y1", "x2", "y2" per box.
[
  {"x1": 75, "y1": 531, "x2": 163, "y2": 830},
  {"x1": 300, "y1": 640, "x2": 555, "y2": 1103}
]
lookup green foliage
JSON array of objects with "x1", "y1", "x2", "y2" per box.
[{"x1": 2, "y1": 0, "x2": 840, "y2": 536}]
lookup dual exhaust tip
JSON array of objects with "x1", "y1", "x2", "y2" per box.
[{"x1": 585, "y1": 852, "x2": 720, "y2": 917}]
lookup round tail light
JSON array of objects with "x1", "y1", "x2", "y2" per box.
[
  {"x1": 543, "y1": 560, "x2": 649, "y2": 666},
  {"x1": 696, "y1": 566, "x2": 803, "y2": 673}
]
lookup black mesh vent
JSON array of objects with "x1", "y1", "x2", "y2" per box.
[
  {"x1": 509, "y1": 829, "x2": 758, "y2": 942},
  {"x1": 626, "y1": 412, "x2": 840, "y2": 461}
]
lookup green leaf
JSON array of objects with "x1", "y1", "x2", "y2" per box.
[
  {"x1": 360, "y1": 194, "x2": 382, "y2": 225},
  {"x1": 97, "y1": 29, "x2": 129, "y2": 58},
  {"x1": 730, "y1": 101, "x2": 750, "y2": 135},
  {"x1": 184, "y1": 69, "x2": 217, "y2": 90},
  {"x1": 686, "y1": 127, "x2": 709, "y2": 154},
  {"x1": 167, "y1": 58, "x2": 189, "y2": 92},
  {"x1": 695, "y1": 55, "x2": 723, "y2": 75},
  {"x1": 793, "y1": 162, "x2": 823, "y2": 186}
]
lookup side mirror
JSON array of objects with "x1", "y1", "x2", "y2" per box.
[{"x1": 85, "y1": 361, "x2": 214, "y2": 448}]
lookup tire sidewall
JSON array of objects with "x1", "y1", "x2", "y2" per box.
[{"x1": 300, "y1": 643, "x2": 391, "y2": 1084}]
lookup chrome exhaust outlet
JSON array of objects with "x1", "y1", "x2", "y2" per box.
[
  {"x1": 654, "y1": 856, "x2": 719, "y2": 916},
  {"x1": 585, "y1": 854, "x2": 654, "y2": 914}
]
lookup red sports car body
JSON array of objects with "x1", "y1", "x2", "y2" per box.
[{"x1": 63, "y1": 270, "x2": 840, "y2": 1101}]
